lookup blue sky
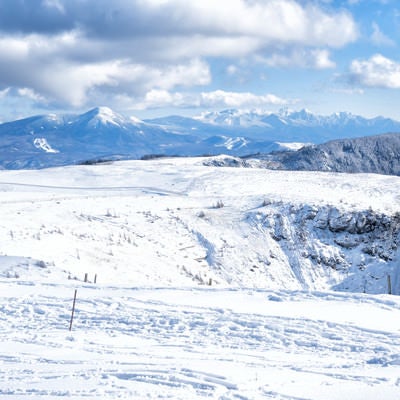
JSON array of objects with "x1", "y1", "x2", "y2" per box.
[{"x1": 1, "y1": 0, "x2": 400, "y2": 121}]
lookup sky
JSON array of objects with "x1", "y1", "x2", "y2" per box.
[{"x1": 1, "y1": 0, "x2": 400, "y2": 121}]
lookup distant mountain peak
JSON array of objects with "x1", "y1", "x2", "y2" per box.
[{"x1": 83, "y1": 106, "x2": 125, "y2": 127}]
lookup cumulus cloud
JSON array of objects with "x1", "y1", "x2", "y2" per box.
[
  {"x1": 0, "y1": 88, "x2": 10, "y2": 98},
  {"x1": 0, "y1": 31, "x2": 211, "y2": 107},
  {"x1": 0, "y1": 0, "x2": 357, "y2": 47},
  {"x1": 17, "y1": 88, "x2": 47, "y2": 102},
  {"x1": 199, "y1": 90, "x2": 288, "y2": 108},
  {"x1": 261, "y1": 49, "x2": 336, "y2": 69},
  {"x1": 0, "y1": 0, "x2": 357, "y2": 109},
  {"x1": 133, "y1": 89, "x2": 290, "y2": 110},
  {"x1": 349, "y1": 54, "x2": 400, "y2": 89}
]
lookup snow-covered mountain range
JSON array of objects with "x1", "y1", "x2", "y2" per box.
[
  {"x1": 0, "y1": 107, "x2": 279, "y2": 169},
  {"x1": 150, "y1": 108, "x2": 400, "y2": 142},
  {"x1": 1, "y1": 106, "x2": 400, "y2": 169}
]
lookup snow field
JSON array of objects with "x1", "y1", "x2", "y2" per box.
[
  {"x1": 0, "y1": 158, "x2": 400, "y2": 398},
  {"x1": 1, "y1": 282, "x2": 400, "y2": 399},
  {"x1": 1, "y1": 157, "x2": 399, "y2": 290}
]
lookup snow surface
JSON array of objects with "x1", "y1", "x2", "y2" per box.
[
  {"x1": 275, "y1": 142, "x2": 309, "y2": 151},
  {"x1": 92, "y1": 106, "x2": 125, "y2": 127},
  {"x1": 2, "y1": 282, "x2": 400, "y2": 399},
  {"x1": 1, "y1": 157, "x2": 400, "y2": 398},
  {"x1": 33, "y1": 138, "x2": 59, "y2": 153}
]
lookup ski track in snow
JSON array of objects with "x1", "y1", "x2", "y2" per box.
[
  {"x1": 0, "y1": 181, "x2": 186, "y2": 197},
  {"x1": 1, "y1": 283, "x2": 400, "y2": 399}
]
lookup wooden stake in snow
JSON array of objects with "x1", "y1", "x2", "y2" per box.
[
  {"x1": 387, "y1": 275, "x2": 392, "y2": 295},
  {"x1": 69, "y1": 289, "x2": 77, "y2": 331}
]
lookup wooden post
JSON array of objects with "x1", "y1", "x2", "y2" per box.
[
  {"x1": 387, "y1": 275, "x2": 392, "y2": 295},
  {"x1": 84, "y1": 273, "x2": 88, "y2": 283},
  {"x1": 69, "y1": 289, "x2": 77, "y2": 331},
  {"x1": 94, "y1": 274, "x2": 97, "y2": 284}
]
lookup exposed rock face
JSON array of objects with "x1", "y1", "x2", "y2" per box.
[{"x1": 247, "y1": 202, "x2": 400, "y2": 294}]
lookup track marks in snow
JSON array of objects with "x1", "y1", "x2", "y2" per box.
[
  {"x1": 110, "y1": 368, "x2": 237, "y2": 393},
  {"x1": 1, "y1": 284, "x2": 400, "y2": 398}
]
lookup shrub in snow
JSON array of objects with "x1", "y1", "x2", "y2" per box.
[
  {"x1": 262, "y1": 199, "x2": 271, "y2": 207},
  {"x1": 197, "y1": 211, "x2": 206, "y2": 218},
  {"x1": 36, "y1": 260, "x2": 47, "y2": 268},
  {"x1": 213, "y1": 200, "x2": 224, "y2": 209}
]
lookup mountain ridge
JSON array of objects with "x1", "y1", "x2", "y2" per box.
[
  {"x1": 268, "y1": 132, "x2": 400, "y2": 175},
  {"x1": 1, "y1": 106, "x2": 400, "y2": 169},
  {"x1": 207, "y1": 132, "x2": 400, "y2": 177}
]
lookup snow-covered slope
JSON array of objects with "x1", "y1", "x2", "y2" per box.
[
  {"x1": 238, "y1": 132, "x2": 400, "y2": 176},
  {"x1": 2, "y1": 283, "x2": 400, "y2": 399},
  {"x1": 1, "y1": 158, "x2": 400, "y2": 399},
  {"x1": 0, "y1": 157, "x2": 399, "y2": 292}
]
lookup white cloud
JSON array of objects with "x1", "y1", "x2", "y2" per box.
[
  {"x1": 200, "y1": 90, "x2": 288, "y2": 108},
  {"x1": 0, "y1": 87, "x2": 10, "y2": 98},
  {"x1": 17, "y1": 88, "x2": 47, "y2": 102},
  {"x1": 62, "y1": 59, "x2": 210, "y2": 106},
  {"x1": 137, "y1": 90, "x2": 187, "y2": 109},
  {"x1": 0, "y1": 32, "x2": 211, "y2": 107},
  {"x1": 371, "y1": 22, "x2": 395, "y2": 47},
  {"x1": 261, "y1": 49, "x2": 336, "y2": 69},
  {"x1": 140, "y1": 0, "x2": 357, "y2": 48},
  {"x1": 0, "y1": 1, "x2": 358, "y2": 109},
  {"x1": 0, "y1": 1, "x2": 358, "y2": 51},
  {"x1": 349, "y1": 54, "x2": 400, "y2": 89},
  {"x1": 0, "y1": 37, "x2": 29, "y2": 61},
  {"x1": 313, "y1": 50, "x2": 336, "y2": 69},
  {"x1": 42, "y1": 0, "x2": 66, "y2": 14},
  {"x1": 330, "y1": 87, "x2": 364, "y2": 95},
  {"x1": 227, "y1": 65, "x2": 239, "y2": 76},
  {"x1": 133, "y1": 89, "x2": 290, "y2": 110}
]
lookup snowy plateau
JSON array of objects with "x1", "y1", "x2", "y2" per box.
[{"x1": 1, "y1": 157, "x2": 400, "y2": 399}]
